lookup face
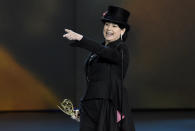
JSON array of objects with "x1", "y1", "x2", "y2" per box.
[{"x1": 103, "y1": 22, "x2": 126, "y2": 43}]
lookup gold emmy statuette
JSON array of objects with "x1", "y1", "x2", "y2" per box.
[{"x1": 57, "y1": 99, "x2": 80, "y2": 122}]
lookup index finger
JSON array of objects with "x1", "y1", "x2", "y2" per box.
[{"x1": 65, "y1": 29, "x2": 71, "y2": 33}]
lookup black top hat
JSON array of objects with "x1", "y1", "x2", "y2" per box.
[{"x1": 101, "y1": 6, "x2": 130, "y2": 29}]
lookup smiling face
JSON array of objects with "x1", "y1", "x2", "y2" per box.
[{"x1": 103, "y1": 22, "x2": 126, "y2": 44}]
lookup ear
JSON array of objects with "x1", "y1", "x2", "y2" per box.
[{"x1": 121, "y1": 28, "x2": 126, "y2": 36}]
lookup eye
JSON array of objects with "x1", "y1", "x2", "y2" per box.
[
  {"x1": 105, "y1": 23, "x2": 109, "y2": 26},
  {"x1": 112, "y1": 24, "x2": 118, "y2": 28}
]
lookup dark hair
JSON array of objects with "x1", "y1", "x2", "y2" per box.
[{"x1": 118, "y1": 23, "x2": 130, "y2": 42}]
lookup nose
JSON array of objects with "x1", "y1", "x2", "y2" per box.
[{"x1": 107, "y1": 24, "x2": 112, "y2": 30}]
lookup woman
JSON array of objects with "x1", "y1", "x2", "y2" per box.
[{"x1": 63, "y1": 6, "x2": 135, "y2": 131}]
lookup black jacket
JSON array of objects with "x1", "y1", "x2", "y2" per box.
[
  {"x1": 71, "y1": 36, "x2": 135, "y2": 131},
  {"x1": 71, "y1": 36, "x2": 129, "y2": 103}
]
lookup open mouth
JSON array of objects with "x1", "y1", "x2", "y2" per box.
[{"x1": 106, "y1": 31, "x2": 114, "y2": 37}]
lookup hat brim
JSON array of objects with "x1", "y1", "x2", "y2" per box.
[{"x1": 101, "y1": 17, "x2": 129, "y2": 29}]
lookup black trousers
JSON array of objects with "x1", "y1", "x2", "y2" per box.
[
  {"x1": 80, "y1": 99, "x2": 122, "y2": 131},
  {"x1": 80, "y1": 99, "x2": 103, "y2": 131},
  {"x1": 79, "y1": 99, "x2": 135, "y2": 131}
]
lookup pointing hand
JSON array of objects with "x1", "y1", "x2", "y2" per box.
[{"x1": 63, "y1": 29, "x2": 83, "y2": 41}]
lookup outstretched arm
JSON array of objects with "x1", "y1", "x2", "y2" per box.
[{"x1": 63, "y1": 29, "x2": 128, "y2": 64}]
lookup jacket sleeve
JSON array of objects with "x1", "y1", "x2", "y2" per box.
[{"x1": 70, "y1": 36, "x2": 129, "y2": 64}]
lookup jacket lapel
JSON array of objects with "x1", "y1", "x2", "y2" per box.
[{"x1": 84, "y1": 52, "x2": 92, "y2": 76}]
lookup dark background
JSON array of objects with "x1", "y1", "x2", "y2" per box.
[{"x1": 0, "y1": 0, "x2": 194, "y2": 111}]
